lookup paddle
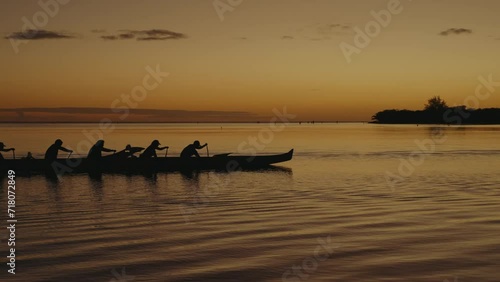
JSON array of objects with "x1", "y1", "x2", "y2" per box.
[
  {"x1": 12, "y1": 150, "x2": 15, "y2": 160},
  {"x1": 206, "y1": 144, "x2": 209, "y2": 157},
  {"x1": 67, "y1": 152, "x2": 72, "y2": 159},
  {"x1": 164, "y1": 147, "x2": 169, "y2": 157},
  {"x1": 213, "y1": 153, "x2": 232, "y2": 157}
]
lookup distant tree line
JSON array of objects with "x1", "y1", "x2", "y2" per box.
[{"x1": 372, "y1": 96, "x2": 500, "y2": 124}]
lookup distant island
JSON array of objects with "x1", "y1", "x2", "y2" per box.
[{"x1": 372, "y1": 96, "x2": 500, "y2": 125}]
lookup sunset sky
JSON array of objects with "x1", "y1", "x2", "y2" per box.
[{"x1": 1, "y1": 0, "x2": 500, "y2": 122}]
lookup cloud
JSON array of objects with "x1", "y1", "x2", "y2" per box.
[
  {"x1": 101, "y1": 35, "x2": 118, "y2": 40},
  {"x1": 134, "y1": 29, "x2": 186, "y2": 40},
  {"x1": 281, "y1": 35, "x2": 294, "y2": 40},
  {"x1": 322, "y1": 24, "x2": 351, "y2": 31},
  {"x1": 439, "y1": 28, "x2": 472, "y2": 36},
  {"x1": 316, "y1": 23, "x2": 351, "y2": 35},
  {"x1": 119, "y1": 33, "x2": 135, "y2": 39},
  {"x1": 99, "y1": 29, "x2": 187, "y2": 41},
  {"x1": 5, "y1": 29, "x2": 76, "y2": 40},
  {"x1": 297, "y1": 23, "x2": 352, "y2": 41}
]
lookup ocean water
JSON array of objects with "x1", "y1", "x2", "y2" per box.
[{"x1": 1, "y1": 123, "x2": 500, "y2": 281}]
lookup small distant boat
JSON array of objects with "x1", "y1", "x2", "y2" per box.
[{"x1": 1, "y1": 149, "x2": 294, "y2": 175}]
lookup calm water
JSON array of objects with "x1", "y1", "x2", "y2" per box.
[{"x1": 1, "y1": 123, "x2": 500, "y2": 281}]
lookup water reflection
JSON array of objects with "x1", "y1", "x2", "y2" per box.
[
  {"x1": 45, "y1": 174, "x2": 62, "y2": 207},
  {"x1": 260, "y1": 165, "x2": 293, "y2": 175},
  {"x1": 143, "y1": 172, "x2": 159, "y2": 196},
  {"x1": 3, "y1": 124, "x2": 500, "y2": 281},
  {"x1": 88, "y1": 174, "x2": 104, "y2": 202},
  {"x1": 180, "y1": 169, "x2": 200, "y2": 181},
  {"x1": 181, "y1": 170, "x2": 202, "y2": 205}
]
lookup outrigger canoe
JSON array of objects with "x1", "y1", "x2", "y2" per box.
[{"x1": 1, "y1": 149, "x2": 293, "y2": 175}]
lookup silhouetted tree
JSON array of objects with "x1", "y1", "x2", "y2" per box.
[
  {"x1": 372, "y1": 95, "x2": 500, "y2": 124},
  {"x1": 424, "y1": 96, "x2": 448, "y2": 112}
]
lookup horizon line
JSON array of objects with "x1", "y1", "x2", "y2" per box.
[{"x1": 0, "y1": 121, "x2": 370, "y2": 124}]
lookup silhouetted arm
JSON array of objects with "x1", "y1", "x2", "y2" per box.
[
  {"x1": 60, "y1": 147, "x2": 73, "y2": 153},
  {"x1": 102, "y1": 147, "x2": 116, "y2": 153},
  {"x1": 157, "y1": 146, "x2": 169, "y2": 150},
  {"x1": 0, "y1": 147, "x2": 15, "y2": 152}
]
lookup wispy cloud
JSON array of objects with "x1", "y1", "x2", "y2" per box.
[
  {"x1": 100, "y1": 29, "x2": 187, "y2": 41},
  {"x1": 101, "y1": 35, "x2": 118, "y2": 40},
  {"x1": 439, "y1": 28, "x2": 472, "y2": 36},
  {"x1": 318, "y1": 23, "x2": 351, "y2": 33},
  {"x1": 5, "y1": 29, "x2": 76, "y2": 40},
  {"x1": 297, "y1": 23, "x2": 352, "y2": 41},
  {"x1": 281, "y1": 35, "x2": 294, "y2": 40}
]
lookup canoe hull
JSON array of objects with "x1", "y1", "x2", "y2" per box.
[{"x1": 0, "y1": 149, "x2": 293, "y2": 175}]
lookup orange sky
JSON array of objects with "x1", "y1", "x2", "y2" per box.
[{"x1": 1, "y1": 0, "x2": 500, "y2": 122}]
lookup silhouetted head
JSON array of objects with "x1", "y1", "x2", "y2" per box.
[
  {"x1": 55, "y1": 139, "x2": 63, "y2": 146},
  {"x1": 193, "y1": 140, "x2": 201, "y2": 147},
  {"x1": 95, "y1": 140, "x2": 105, "y2": 147},
  {"x1": 0, "y1": 142, "x2": 5, "y2": 149},
  {"x1": 152, "y1": 140, "x2": 160, "y2": 146},
  {"x1": 126, "y1": 144, "x2": 132, "y2": 150}
]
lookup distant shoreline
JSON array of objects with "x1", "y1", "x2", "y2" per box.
[
  {"x1": 372, "y1": 106, "x2": 500, "y2": 125},
  {"x1": 0, "y1": 121, "x2": 370, "y2": 124},
  {"x1": 1, "y1": 121, "x2": 500, "y2": 125},
  {"x1": 369, "y1": 122, "x2": 500, "y2": 125}
]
